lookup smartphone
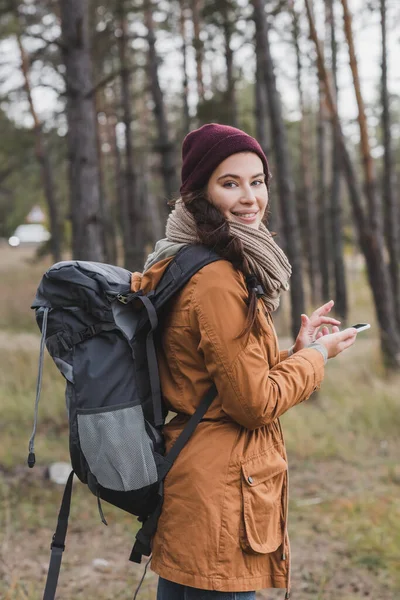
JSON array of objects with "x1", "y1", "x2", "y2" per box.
[{"x1": 351, "y1": 323, "x2": 371, "y2": 333}]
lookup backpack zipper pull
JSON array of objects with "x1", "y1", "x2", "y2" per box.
[{"x1": 27, "y1": 307, "x2": 50, "y2": 468}]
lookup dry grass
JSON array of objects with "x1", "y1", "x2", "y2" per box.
[
  {"x1": 0, "y1": 242, "x2": 52, "y2": 333},
  {"x1": 0, "y1": 244, "x2": 399, "y2": 599}
]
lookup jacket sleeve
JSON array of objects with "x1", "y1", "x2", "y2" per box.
[
  {"x1": 191, "y1": 267, "x2": 325, "y2": 430},
  {"x1": 278, "y1": 349, "x2": 290, "y2": 362}
]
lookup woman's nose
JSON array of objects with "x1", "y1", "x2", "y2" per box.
[{"x1": 240, "y1": 184, "x2": 257, "y2": 202}]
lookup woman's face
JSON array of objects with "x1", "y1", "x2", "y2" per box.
[{"x1": 206, "y1": 152, "x2": 268, "y2": 229}]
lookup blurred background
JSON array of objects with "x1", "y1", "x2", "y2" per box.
[{"x1": 0, "y1": 0, "x2": 399, "y2": 598}]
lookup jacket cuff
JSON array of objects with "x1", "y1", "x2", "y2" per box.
[{"x1": 307, "y1": 341, "x2": 328, "y2": 364}]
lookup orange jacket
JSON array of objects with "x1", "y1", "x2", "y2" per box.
[{"x1": 131, "y1": 257, "x2": 325, "y2": 593}]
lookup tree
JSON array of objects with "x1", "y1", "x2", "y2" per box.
[
  {"x1": 380, "y1": 0, "x2": 400, "y2": 328},
  {"x1": 179, "y1": 0, "x2": 191, "y2": 133},
  {"x1": 16, "y1": 30, "x2": 62, "y2": 262},
  {"x1": 252, "y1": 0, "x2": 305, "y2": 339},
  {"x1": 305, "y1": 0, "x2": 400, "y2": 368},
  {"x1": 59, "y1": 0, "x2": 105, "y2": 261},
  {"x1": 203, "y1": 0, "x2": 240, "y2": 127},
  {"x1": 327, "y1": 0, "x2": 347, "y2": 320},
  {"x1": 191, "y1": 0, "x2": 205, "y2": 105},
  {"x1": 291, "y1": 5, "x2": 320, "y2": 304},
  {"x1": 116, "y1": 0, "x2": 144, "y2": 270},
  {"x1": 144, "y1": 0, "x2": 179, "y2": 204}
]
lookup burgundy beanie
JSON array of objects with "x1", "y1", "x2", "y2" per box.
[{"x1": 180, "y1": 123, "x2": 270, "y2": 194}]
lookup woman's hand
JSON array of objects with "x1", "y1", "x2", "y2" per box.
[
  {"x1": 315, "y1": 327, "x2": 358, "y2": 359},
  {"x1": 293, "y1": 300, "x2": 341, "y2": 353}
]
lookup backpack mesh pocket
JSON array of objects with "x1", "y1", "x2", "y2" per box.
[{"x1": 77, "y1": 403, "x2": 158, "y2": 492}]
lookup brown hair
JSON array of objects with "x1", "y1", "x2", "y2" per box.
[{"x1": 170, "y1": 190, "x2": 269, "y2": 336}]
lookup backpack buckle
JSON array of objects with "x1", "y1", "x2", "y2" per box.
[
  {"x1": 117, "y1": 291, "x2": 142, "y2": 304},
  {"x1": 50, "y1": 534, "x2": 65, "y2": 551},
  {"x1": 117, "y1": 294, "x2": 129, "y2": 304},
  {"x1": 79, "y1": 325, "x2": 97, "y2": 342}
]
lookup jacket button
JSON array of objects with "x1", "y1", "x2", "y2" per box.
[{"x1": 248, "y1": 476, "x2": 254, "y2": 484}]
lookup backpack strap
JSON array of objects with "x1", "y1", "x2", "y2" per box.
[
  {"x1": 134, "y1": 245, "x2": 222, "y2": 426},
  {"x1": 136, "y1": 293, "x2": 163, "y2": 427},
  {"x1": 152, "y1": 245, "x2": 222, "y2": 312},
  {"x1": 43, "y1": 470, "x2": 74, "y2": 600},
  {"x1": 130, "y1": 382, "x2": 218, "y2": 563}
]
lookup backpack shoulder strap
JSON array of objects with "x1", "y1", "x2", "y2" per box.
[
  {"x1": 42, "y1": 470, "x2": 74, "y2": 600},
  {"x1": 151, "y1": 245, "x2": 222, "y2": 311}
]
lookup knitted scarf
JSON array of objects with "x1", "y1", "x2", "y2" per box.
[{"x1": 166, "y1": 201, "x2": 292, "y2": 311}]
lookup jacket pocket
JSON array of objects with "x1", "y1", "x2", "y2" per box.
[{"x1": 240, "y1": 446, "x2": 287, "y2": 554}]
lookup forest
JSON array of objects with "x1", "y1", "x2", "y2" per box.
[
  {"x1": 1, "y1": 1, "x2": 400, "y2": 599},
  {"x1": 0, "y1": 0, "x2": 399, "y2": 365}
]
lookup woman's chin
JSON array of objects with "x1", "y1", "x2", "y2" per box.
[{"x1": 230, "y1": 216, "x2": 260, "y2": 229}]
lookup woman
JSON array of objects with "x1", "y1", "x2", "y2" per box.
[{"x1": 139, "y1": 124, "x2": 357, "y2": 599}]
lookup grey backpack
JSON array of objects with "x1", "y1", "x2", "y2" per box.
[{"x1": 28, "y1": 245, "x2": 221, "y2": 600}]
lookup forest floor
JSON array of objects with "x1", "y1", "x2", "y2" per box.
[{"x1": 0, "y1": 242, "x2": 399, "y2": 600}]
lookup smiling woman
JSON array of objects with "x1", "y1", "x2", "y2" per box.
[
  {"x1": 137, "y1": 123, "x2": 359, "y2": 600},
  {"x1": 207, "y1": 152, "x2": 268, "y2": 229}
]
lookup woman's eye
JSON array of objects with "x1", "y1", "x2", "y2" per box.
[
  {"x1": 252, "y1": 179, "x2": 264, "y2": 186},
  {"x1": 223, "y1": 181, "x2": 237, "y2": 188}
]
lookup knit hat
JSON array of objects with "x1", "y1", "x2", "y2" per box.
[{"x1": 180, "y1": 123, "x2": 270, "y2": 194}]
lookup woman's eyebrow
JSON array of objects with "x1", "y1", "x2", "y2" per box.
[
  {"x1": 217, "y1": 173, "x2": 240, "y2": 181},
  {"x1": 217, "y1": 172, "x2": 265, "y2": 181}
]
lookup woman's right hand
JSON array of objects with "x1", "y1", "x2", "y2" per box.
[{"x1": 315, "y1": 327, "x2": 358, "y2": 359}]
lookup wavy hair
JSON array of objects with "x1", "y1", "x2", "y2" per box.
[{"x1": 169, "y1": 189, "x2": 271, "y2": 336}]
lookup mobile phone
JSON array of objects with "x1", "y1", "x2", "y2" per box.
[{"x1": 351, "y1": 323, "x2": 371, "y2": 333}]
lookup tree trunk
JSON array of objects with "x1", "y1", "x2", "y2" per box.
[
  {"x1": 291, "y1": 7, "x2": 320, "y2": 305},
  {"x1": 305, "y1": 0, "x2": 400, "y2": 368},
  {"x1": 341, "y1": 0, "x2": 400, "y2": 357},
  {"x1": 380, "y1": 0, "x2": 400, "y2": 328},
  {"x1": 95, "y1": 90, "x2": 118, "y2": 264},
  {"x1": 327, "y1": 0, "x2": 347, "y2": 320},
  {"x1": 145, "y1": 0, "x2": 178, "y2": 206},
  {"x1": 317, "y1": 78, "x2": 331, "y2": 300},
  {"x1": 254, "y1": 33, "x2": 282, "y2": 241},
  {"x1": 252, "y1": 0, "x2": 305, "y2": 339},
  {"x1": 59, "y1": 0, "x2": 105, "y2": 261},
  {"x1": 254, "y1": 68, "x2": 270, "y2": 158},
  {"x1": 223, "y1": 16, "x2": 238, "y2": 127},
  {"x1": 106, "y1": 108, "x2": 125, "y2": 265},
  {"x1": 117, "y1": 0, "x2": 144, "y2": 271},
  {"x1": 179, "y1": 0, "x2": 191, "y2": 134},
  {"x1": 191, "y1": 0, "x2": 205, "y2": 103},
  {"x1": 17, "y1": 34, "x2": 62, "y2": 263}
]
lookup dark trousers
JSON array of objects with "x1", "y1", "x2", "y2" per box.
[{"x1": 157, "y1": 577, "x2": 256, "y2": 599}]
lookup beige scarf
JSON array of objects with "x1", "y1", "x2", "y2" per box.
[{"x1": 166, "y1": 201, "x2": 292, "y2": 311}]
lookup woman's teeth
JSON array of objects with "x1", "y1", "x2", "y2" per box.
[{"x1": 232, "y1": 213, "x2": 257, "y2": 218}]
